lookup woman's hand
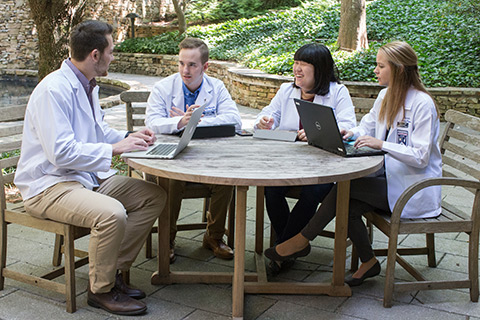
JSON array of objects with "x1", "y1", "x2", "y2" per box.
[
  {"x1": 354, "y1": 135, "x2": 384, "y2": 150},
  {"x1": 340, "y1": 129, "x2": 354, "y2": 141},
  {"x1": 257, "y1": 115, "x2": 274, "y2": 130},
  {"x1": 297, "y1": 129, "x2": 307, "y2": 141}
]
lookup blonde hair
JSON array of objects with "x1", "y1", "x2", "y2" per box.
[{"x1": 378, "y1": 41, "x2": 438, "y2": 128}]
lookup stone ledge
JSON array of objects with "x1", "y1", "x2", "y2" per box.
[
  {"x1": 109, "y1": 52, "x2": 480, "y2": 118},
  {"x1": 0, "y1": 69, "x2": 130, "y2": 109}
]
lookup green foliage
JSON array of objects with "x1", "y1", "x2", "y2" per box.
[
  {"x1": 185, "y1": 0, "x2": 302, "y2": 23},
  {"x1": 111, "y1": 155, "x2": 128, "y2": 176},
  {"x1": 116, "y1": 0, "x2": 480, "y2": 88},
  {"x1": 116, "y1": 31, "x2": 184, "y2": 55}
]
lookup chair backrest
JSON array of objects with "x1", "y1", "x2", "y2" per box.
[
  {"x1": 120, "y1": 91, "x2": 150, "y2": 131},
  {"x1": 440, "y1": 110, "x2": 480, "y2": 182},
  {"x1": 0, "y1": 112, "x2": 24, "y2": 210}
]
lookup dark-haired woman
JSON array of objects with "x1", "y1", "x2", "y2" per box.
[
  {"x1": 265, "y1": 41, "x2": 442, "y2": 286},
  {"x1": 254, "y1": 43, "x2": 356, "y2": 273}
]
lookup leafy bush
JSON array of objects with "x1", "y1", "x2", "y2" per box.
[
  {"x1": 185, "y1": 0, "x2": 302, "y2": 23},
  {"x1": 116, "y1": 0, "x2": 480, "y2": 88}
]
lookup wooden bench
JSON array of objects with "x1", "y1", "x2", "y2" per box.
[
  {"x1": 0, "y1": 112, "x2": 89, "y2": 313},
  {"x1": 364, "y1": 109, "x2": 480, "y2": 307}
]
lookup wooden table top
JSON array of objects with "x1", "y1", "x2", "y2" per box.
[{"x1": 125, "y1": 135, "x2": 384, "y2": 186}]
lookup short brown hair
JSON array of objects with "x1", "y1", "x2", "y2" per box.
[
  {"x1": 70, "y1": 20, "x2": 113, "y2": 62},
  {"x1": 179, "y1": 38, "x2": 209, "y2": 64}
]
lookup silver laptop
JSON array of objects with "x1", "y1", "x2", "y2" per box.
[
  {"x1": 121, "y1": 104, "x2": 205, "y2": 159},
  {"x1": 294, "y1": 99, "x2": 385, "y2": 157}
]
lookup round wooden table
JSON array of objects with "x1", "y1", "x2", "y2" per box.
[{"x1": 125, "y1": 135, "x2": 384, "y2": 319}]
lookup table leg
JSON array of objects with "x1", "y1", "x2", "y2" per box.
[
  {"x1": 255, "y1": 186, "x2": 265, "y2": 254},
  {"x1": 232, "y1": 186, "x2": 248, "y2": 320},
  {"x1": 151, "y1": 177, "x2": 171, "y2": 284},
  {"x1": 332, "y1": 180, "x2": 350, "y2": 288}
]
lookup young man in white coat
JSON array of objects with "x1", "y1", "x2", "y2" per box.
[
  {"x1": 14, "y1": 20, "x2": 166, "y2": 316},
  {"x1": 146, "y1": 38, "x2": 242, "y2": 261}
]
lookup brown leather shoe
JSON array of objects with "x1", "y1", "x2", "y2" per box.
[
  {"x1": 115, "y1": 273, "x2": 146, "y2": 300},
  {"x1": 87, "y1": 288, "x2": 147, "y2": 316},
  {"x1": 202, "y1": 234, "x2": 234, "y2": 260}
]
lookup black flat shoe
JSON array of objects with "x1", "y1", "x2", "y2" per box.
[
  {"x1": 267, "y1": 258, "x2": 295, "y2": 276},
  {"x1": 345, "y1": 261, "x2": 381, "y2": 287},
  {"x1": 264, "y1": 244, "x2": 311, "y2": 262}
]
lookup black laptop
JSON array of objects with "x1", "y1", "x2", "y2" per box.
[{"x1": 294, "y1": 98, "x2": 385, "y2": 157}]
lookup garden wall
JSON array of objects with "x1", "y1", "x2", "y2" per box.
[
  {"x1": 0, "y1": 0, "x2": 166, "y2": 70},
  {"x1": 110, "y1": 52, "x2": 480, "y2": 118}
]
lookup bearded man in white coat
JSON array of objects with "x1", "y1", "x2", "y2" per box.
[
  {"x1": 14, "y1": 20, "x2": 166, "y2": 316},
  {"x1": 146, "y1": 38, "x2": 242, "y2": 261}
]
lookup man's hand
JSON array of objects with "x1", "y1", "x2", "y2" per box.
[
  {"x1": 129, "y1": 128, "x2": 156, "y2": 145},
  {"x1": 112, "y1": 128, "x2": 157, "y2": 155},
  {"x1": 173, "y1": 104, "x2": 199, "y2": 130}
]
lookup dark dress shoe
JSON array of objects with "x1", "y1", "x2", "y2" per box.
[
  {"x1": 115, "y1": 273, "x2": 146, "y2": 300},
  {"x1": 87, "y1": 288, "x2": 147, "y2": 316},
  {"x1": 203, "y1": 234, "x2": 234, "y2": 260},
  {"x1": 169, "y1": 247, "x2": 176, "y2": 264},
  {"x1": 345, "y1": 261, "x2": 381, "y2": 287},
  {"x1": 264, "y1": 243, "x2": 311, "y2": 262}
]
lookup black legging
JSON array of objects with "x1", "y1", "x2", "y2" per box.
[{"x1": 301, "y1": 174, "x2": 390, "y2": 263}]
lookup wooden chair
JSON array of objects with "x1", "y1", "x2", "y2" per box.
[
  {"x1": 364, "y1": 109, "x2": 480, "y2": 307},
  {"x1": 120, "y1": 90, "x2": 235, "y2": 257},
  {"x1": 0, "y1": 114, "x2": 89, "y2": 313}
]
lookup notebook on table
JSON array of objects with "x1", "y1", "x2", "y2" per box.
[
  {"x1": 294, "y1": 98, "x2": 385, "y2": 157},
  {"x1": 121, "y1": 104, "x2": 205, "y2": 159},
  {"x1": 253, "y1": 129, "x2": 297, "y2": 142}
]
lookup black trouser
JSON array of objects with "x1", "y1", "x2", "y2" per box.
[
  {"x1": 301, "y1": 174, "x2": 390, "y2": 263},
  {"x1": 265, "y1": 183, "x2": 333, "y2": 244}
]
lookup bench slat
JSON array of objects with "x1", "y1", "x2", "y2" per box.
[{"x1": 443, "y1": 140, "x2": 480, "y2": 164}]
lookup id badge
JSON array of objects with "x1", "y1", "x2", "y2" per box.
[
  {"x1": 203, "y1": 105, "x2": 217, "y2": 117},
  {"x1": 396, "y1": 119, "x2": 410, "y2": 145}
]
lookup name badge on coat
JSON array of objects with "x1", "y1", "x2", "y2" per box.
[{"x1": 396, "y1": 119, "x2": 410, "y2": 146}]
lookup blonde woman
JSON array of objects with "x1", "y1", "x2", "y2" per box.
[{"x1": 265, "y1": 41, "x2": 442, "y2": 286}]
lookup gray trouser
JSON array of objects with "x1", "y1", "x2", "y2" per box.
[{"x1": 301, "y1": 174, "x2": 390, "y2": 263}]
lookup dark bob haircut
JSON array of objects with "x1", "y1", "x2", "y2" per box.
[
  {"x1": 70, "y1": 20, "x2": 113, "y2": 62},
  {"x1": 293, "y1": 43, "x2": 340, "y2": 96}
]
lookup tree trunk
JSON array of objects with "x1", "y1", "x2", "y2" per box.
[
  {"x1": 337, "y1": 0, "x2": 368, "y2": 52},
  {"x1": 27, "y1": 0, "x2": 87, "y2": 80},
  {"x1": 172, "y1": 0, "x2": 187, "y2": 36}
]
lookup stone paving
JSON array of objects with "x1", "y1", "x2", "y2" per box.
[{"x1": 1, "y1": 73, "x2": 479, "y2": 320}]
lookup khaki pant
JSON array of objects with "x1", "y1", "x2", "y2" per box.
[
  {"x1": 169, "y1": 180, "x2": 233, "y2": 243},
  {"x1": 24, "y1": 175, "x2": 166, "y2": 294}
]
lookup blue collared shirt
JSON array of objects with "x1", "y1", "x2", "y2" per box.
[{"x1": 182, "y1": 81, "x2": 202, "y2": 111}]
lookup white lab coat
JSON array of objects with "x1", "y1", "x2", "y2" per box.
[
  {"x1": 146, "y1": 73, "x2": 242, "y2": 134},
  {"x1": 351, "y1": 87, "x2": 442, "y2": 218},
  {"x1": 14, "y1": 61, "x2": 126, "y2": 200},
  {"x1": 254, "y1": 82, "x2": 357, "y2": 131}
]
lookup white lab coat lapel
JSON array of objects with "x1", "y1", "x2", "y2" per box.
[
  {"x1": 195, "y1": 75, "x2": 213, "y2": 107},
  {"x1": 61, "y1": 63, "x2": 106, "y2": 143},
  {"x1": 172, "y1": 76, "x2": 185, "y2": 110}
]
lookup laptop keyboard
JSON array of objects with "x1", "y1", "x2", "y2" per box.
[{"x1": 146, "y1": 144, "x2": 177, "y2": 156}]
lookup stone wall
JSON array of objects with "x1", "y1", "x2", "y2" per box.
[
  {"x1": 0, "y1": 0, "x2": 166, "y2": 70},
  {"x1": 0, "y1": 0, "x2": 37, "y2": 70},
  {"x1": 109, "y1": 52, "x2": 480, "y2": 118}
]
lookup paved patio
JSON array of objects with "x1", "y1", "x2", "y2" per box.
[{"x1": 0, "y1": 73, "x2": 479, "y2": 320}]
